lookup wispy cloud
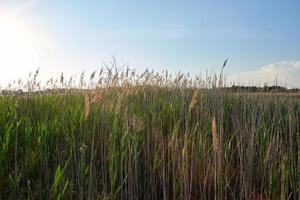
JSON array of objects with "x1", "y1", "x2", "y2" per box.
[{"x1": 227, "y1": 60, "x2": 300, "y2": 88}]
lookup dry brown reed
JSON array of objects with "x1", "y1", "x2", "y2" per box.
[
  {"x1": 84, "y1": 94, "x2": 90, "y2": 120},
  {"x1": 211, "y1": 116, "x2": 220, "y2": 153},
  {"x1": 188, "y1": 89, "x2": 202, "y2": 112},
  {"x1": 91, "y1": 91, "x2": 102, "y2": 103}
]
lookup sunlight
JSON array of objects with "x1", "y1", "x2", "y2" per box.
[{"x1": 0, "y1": 15, "x2": 38, "y2": 74}]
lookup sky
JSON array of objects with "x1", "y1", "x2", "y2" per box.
[{"x1": 0, "y1": 0, "x2": 299, "y2": 88}]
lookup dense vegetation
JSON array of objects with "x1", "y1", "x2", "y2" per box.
[{"x1": 0, "y1": 68, "x2": 300, "y2": 199}]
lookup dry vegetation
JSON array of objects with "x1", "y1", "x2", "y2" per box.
[{"x1": 0, "y1": 66, "x2": 300, "y2": 199}]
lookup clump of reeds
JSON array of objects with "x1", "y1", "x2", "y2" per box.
[{"x1": 0, "y1": 64, "x2": 299, "y2": 199}]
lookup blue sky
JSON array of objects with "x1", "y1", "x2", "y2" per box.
[{"x1": 0, "y1": 0, "x2": 300, "y2": 87}]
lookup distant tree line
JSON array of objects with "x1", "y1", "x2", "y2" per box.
[
  {"x1": 225, "y1": 85, "x2": 300, "y2": 93},
  {"x1": 1, "y1": 85, "x2": 300, "y2": 96}
]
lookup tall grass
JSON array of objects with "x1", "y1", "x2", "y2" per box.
[{"x1": 0, "y1": 67, "x2": 300, "y2": 199}]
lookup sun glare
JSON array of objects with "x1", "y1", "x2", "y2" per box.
[{"x1": 0, "y1": 15, "x2": 38, "y2": 76}]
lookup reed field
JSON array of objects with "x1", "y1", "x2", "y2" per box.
[{"x1": 0, "y1": 68, "x2": 300, "y2": 199}]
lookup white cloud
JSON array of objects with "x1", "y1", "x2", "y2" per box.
[{"x1": 227, "y1": 61, "x2": 300, "y2": 88}]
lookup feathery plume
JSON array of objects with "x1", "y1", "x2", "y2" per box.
[{"x1": 189, "y1": 89, "x2": 202, "y2": 112}]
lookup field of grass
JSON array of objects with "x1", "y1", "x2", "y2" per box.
[{"x1": 0, "y1": 69, "x2": 300, "y2": 199}]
